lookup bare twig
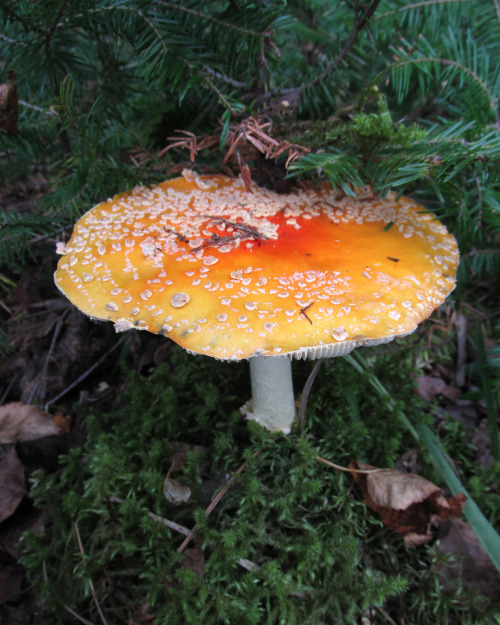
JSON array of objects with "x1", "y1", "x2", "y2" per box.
[
  {"x1": 177, "y1": 450, "x2": 261, "y2": 553},
  {"x1": 0, "y1": 32, "x2": 21, "y2": 44},
  {"x1": 188, "y1": 215, "x2": 269, "y2": 252},
  {"x1": 162, "y1": 116, "x2": 309, "y2": 181},
  {"x1": 200, "y1": 64, "x2": 248, "y2": 88},
  {"x1": 376, "y1": 605, "x2": 399, "y2": 625},
  {"x1": 0, "y1": 375, "x2": 17, "y2": 406},
  {"x1": 259, "y1": 0, "x2": 381, "y2": 103},
  {"x1": 18, "y1": 99, "x2": 57, "y2": 116},
  {"x1": 299, "y1": 302, "x2": 314, "y2": 325},
  {"x1": 455, "y1": 312, "x2": 467, "y2": 388},
  {"x1": 44, "y1": 0, "x2": 70, "y2": 50},
  {"x1": 0, "y1": 299, "x2": 12, "y2": 315},
  {"x1": 306, "y1": 0, "x2": 382, "y2": 90},
  {"x1": 203, "y1": 75, "x2": 238, "y2": 114},
  {"x1": 109, "y1": 496, "x2": 260, "y2": 571},
  {"x1": 315, "y1": 456, "x2": 386, "y2": 474},
  {"x1": 44, "y1": 334, "x2": 130, "y2": 411},
  {"x1": 109, "y1": 496, "x2": 190, "y2": 536},
  {"x1": 0, "y1": 584, "x2": 33, "y2": 607},
  {"x1": 74, "y1": 523, "x2": 108, "y2": 625},
  {"x1": 63, "y1": 606, "x2": 97, "y2": 625},
  {"x1": 298, "y1": 358, "x2": 324, "y2": 428},
  {"x1": 38, "y1": 309, "x2": 70, "y2": 407}
]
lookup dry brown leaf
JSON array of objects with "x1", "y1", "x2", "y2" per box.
[
  {"x1": 130, "y1": 602, "x2": 156, "y2": 624},
  {"x1": 0, "y1": 449, "x2": 26, "y2": 523},
  {"x1": 168, "y1": 451, "x2": 187, "y2": 473},
  {"x1": 0, "y1": 403, "x2": 70, "y2": 443},
  {"x1": 435, "y1": 519, "x2": 500, "y2": 604},
  {"x1": 163, "y1": 447, "x2": 194, "y2": 505},
  {"x1": 163, "y1": 542, "x2": 205, "y2": 601},
  {"x1": 167, "y1": 442, "x2": 208, "y2": 472},
  {"x1": 182, "y1": 546, "x2": 205, "y2": 578},
  {"x1": 0, "y1": 71, "x2": 18, "y2": 135},
  {"x1": 350, "y1": 461, "x2": 466, "y2": 546},
  {"x1": 163, "y1": 475, "x2": 191, "y2": 505},
  {"x1": 415, "y1": 376, "x2": 461, "y2": 402}
]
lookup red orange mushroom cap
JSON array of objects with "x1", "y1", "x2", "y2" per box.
[{"x1": 54, "y1": 170, "x2": 459, "y2": 360}]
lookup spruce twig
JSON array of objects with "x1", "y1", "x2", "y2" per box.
[
  {"x1": 376, "y1": 0, "x2": 474, "y2": 20},
  {"x1": 44, "y1": 0, "x2": 70, "y2": 50},
  {"x1": 158, "y1": 1, "x2": 274, "y2": 39},
  {"x1": 382, "y1": 57, "x2": 499, "y2": 120},
  {"x1": 303, "y1": 0, "x2": 382, "y2": 91}
]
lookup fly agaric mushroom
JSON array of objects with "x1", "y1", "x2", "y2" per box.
[{"x1": 54, "y1": 170, "x2": 459, "y2": 433}]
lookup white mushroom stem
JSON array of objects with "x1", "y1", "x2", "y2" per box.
[{"x1": 245, "y1": 356, "x2": 296, "y2": 434}]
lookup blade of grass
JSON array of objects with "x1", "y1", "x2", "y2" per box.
[
  {"x1": 344, "y1": 353, "x2": 419, "y2": 439},
  {"x1": 417, "y1": 423, "x2": 500, "y2": 573},
  {"x1": 345, "y1": 351, "x2": 500, "y2": 573}
]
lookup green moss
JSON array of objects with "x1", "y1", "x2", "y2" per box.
[
  {"x1": 21, "y1": 346, "x2": 499, "y2": 624},
  {"x1": 284, "y1": 93, "x2": 427, "y2": 154}
]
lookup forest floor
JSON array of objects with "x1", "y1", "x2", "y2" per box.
[
  {"x1": 0, "y1": 244, "x2": 173, "y2": 623},
  {"x1": 0, "y1": 179, "x2": 499, "y2": 624}
]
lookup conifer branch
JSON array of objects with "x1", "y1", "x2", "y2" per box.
[
  {"x1": 18, "y1": 100, "x2": 56, "y2": 116},
  {"x1": 71, "y1": 6, "x2": 168, "y2": 53},
  {"x1": 305, "y1": 0, "x2": 382, "y2": 89},
  {"x1": 263, "y1": 0, "x2": 382, "y2": 102},
  {"x1": 157, "y1": 1, "x2": 272, "y2": 39},
  {"x1": 44, "y1": 0, "x2": 70, "y2": 50},
  {"x1": 379, "y1": 56, "x2": 499, "y2": 123},
  {"x1": 200, "y1": 65, "x2": 248, "y2": 89},
  {"x1": 0, "y1": 32, "x2": 20, "y2": 44},
  {"x1": 0, "y1": 4, "x2": 31, "y2": 31},
  {"x1": 66, "y1": 5, "x2": 247, "y2": 109},
  {"x1": 376, "y1": 0, "x2": 474, "y2": 20},
  {"x1": 201, "y1": 76, "x2": 237, "y2": 114}
]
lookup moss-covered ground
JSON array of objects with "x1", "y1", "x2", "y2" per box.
[{"x1": 21, "y1": 340, "x2": 500, "y2": 624}]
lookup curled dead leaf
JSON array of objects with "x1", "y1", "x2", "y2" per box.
[
  {"x1": 415, "y1": 376, "x2": 461, "y2": 402},
  {"x1": 349, "y1": 461, "x2": 466, "y2": 547},
  {"x1": 0, "y1": 402, "x2": 70, "y2": 443},
  {"x1": 163, "y1": 475, "x2": 191, "y2": 505},
  {"x1": 163, "y1": 449, "x2": 192, "y2": 504},
  {"x1": 435, "y1": 519, "x2": 500, "y2": 604}
]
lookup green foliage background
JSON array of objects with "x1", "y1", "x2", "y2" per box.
[{"x1": 1, "y1": 0, "x2": 500, "y2": 278}]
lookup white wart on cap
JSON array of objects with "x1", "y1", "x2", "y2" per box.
[{"x1": 54, "y1": 170, "x2": 459, "y2": 361}]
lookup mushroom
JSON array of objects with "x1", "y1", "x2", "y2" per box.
[{"x1": 54, "y1": 170, "x2": 459, "y2": 433}]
